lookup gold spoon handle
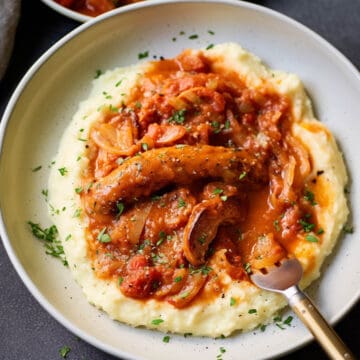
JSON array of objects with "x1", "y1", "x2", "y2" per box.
[{"x1": 287, "y1": 288, "x2": 354, "y2": 360}]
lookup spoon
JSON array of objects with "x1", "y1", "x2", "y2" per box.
[{"x1": 251, "y1": 257, "x2": 354, "y2": 360}]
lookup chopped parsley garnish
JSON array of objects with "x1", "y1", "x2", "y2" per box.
[
  {"x1": 94, "y1": 69, "x2": 102, "y2": 79},
  {"x1": 116, "y1": 202, "x2": 125, "y2": 216},
  {"x1": 72, "y1": 208, "x2": 81, "y2": 218},
  {"x1": 211, "y1": 121, "x2": 221, "y2": 133},
  {"x1": 230, "y1": 297, "x2": 236, "y2": 306},
  {"x1": 135, "y1": 101, "x2": 142, "y2": 109},
  {"x1": 274, "y1": 315, "x2": 293, "y2": 329},
  {"x1": 141, "y1": 143, "x2": 149, "y2": 151},
  {"x1": 299, "y1": 218, "x2": 315, "y2": 232},
  {"x1": 179, "y1": 291, "x2": 189, "y2": 299},
  {"x1": 208, "y1": 30, "x2": 215, "y2": 35},
  {"x1": 343, "y1": 224, "x2": 354, "y2": 234},
  {"x1": 248, "y1": 308, "x2": 257, "y2": 314},
  {"x1": 243, "y1": 262, "x2": 251, "y2": 274},
  {"x1": 283, "y1": 315, "x2": 293, "y2": 326},
  {"x1": 59, "y1": 345, "x2": 71, "y2": 358},
  {"x1": 138, "y1": 51, "x2": 149, "y2": 59},
  {"x1": 273, "y1": 219, "x2": 280, "y2": 231},
  {"x1": 163, "y1": 335, "x2": 170, "y2": 343},
  {"x1": 188, "y1": 34, "x2": 198, "y2": 39},
  {"x1": 206, "y1": 44, "x2": 214, "y2": 50},
  {"x1": 178, "y1": 197, "x2": 186, "y2": 208},
  {"x1": 174, "y1": 276, "x2": 183, "y2": 283},
  {"x1": 28, "y1": 222, "x2": 68, "y2": 266},
  {"x1": 198, "y1": 233, "x2": 207, "y2": 244},
  {"x1": 32, "y1": 165, "x2": 42, "y2": 172},
  {"x1": 260, "y1": 324, "x2": 267, "y2": 332},
  {"x1": 169, "y1": 109, "x2": 186, "y2": 124},
  {"x1": 304, "y1": 190, "x2": 317, "y2": 206},
  {"x1": 239, "y1": 171, "x2": 247, "y2": 180},
  {"x1": 156, "y1": 231, "x2": 166, "y2": 246},
  {"x1": 75, "y1": 187, "x2": 83, "y2": 194},
  {"x1": 151, "y1": 195, "x2": 162, "y2": 202},
  {"x1": 97, "y1": 227, "x2": 111, "y2": 243},
  {"x1": 102, "y1": 91, "x2": 112, "y2": 99},
  {"x1": 317, "y1": 228, "x2": 325, "y2": 235},
  {"x1": 151, "y1": 318, "x2": 164, "y2": 325},
  {"x1": 220, "y1": 195, "x2": 228, "y2": 202},
  {"x1": 305, "y1": 234, "x2": 318, "y2": 242},
  {"x1": 115, "y1": 79, "x2": 123, "y2": 87},
  {"x1": 213, "y1": 188, "x2": 224, "y2": 195},
  {"x1": 118, "y1": 276, "x2": 124, "y2": 285},
  {"x1": 200, "y1": 265, "x2": 212, "y2": 275},
  {"x1": 58, "y1": 167, "x2": 68, "y2": 176},
  {"x1": 109, "y1": 104, "x2": 119, "y2": 112}
]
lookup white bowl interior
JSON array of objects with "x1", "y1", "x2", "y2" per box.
[{"x1": 1, "y1": 1, "x2": 359, "y2": 359}]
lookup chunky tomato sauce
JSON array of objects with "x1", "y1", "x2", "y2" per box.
[
  {"x1": 55, "y1": 0, "x2": 142, "y2": 17},
  {"x1": 81, "y1": 49, "x2": 322, "y2": 308}
]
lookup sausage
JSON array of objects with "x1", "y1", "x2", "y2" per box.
[{"x1": 85, "y1": 145, "x2": 267, "y2": 214}]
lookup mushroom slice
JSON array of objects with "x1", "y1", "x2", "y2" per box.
[{"x1": 183, "y1": 198, "x2": 245, "y2": 266}]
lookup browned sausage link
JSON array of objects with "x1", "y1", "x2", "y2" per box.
[
  {"x1": 85, "y1": 145, "x2": 267, "y2": 214},
  {"x1": 183, "y1": 198, "x2": 245, "y2": 266}
]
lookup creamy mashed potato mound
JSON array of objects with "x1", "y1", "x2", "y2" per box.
[{"x1": 48, "y1": 43, "x2": 348, "y2": 337}]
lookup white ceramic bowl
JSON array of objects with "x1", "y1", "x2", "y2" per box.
[
  {"x1": 41, "y1": 0, "x2": 92, "y2": 22},
  {"x1": 1, "y1": 1, "x2": 359, "y2": 359}
]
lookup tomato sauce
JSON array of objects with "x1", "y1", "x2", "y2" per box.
[{"x1": 81, "y1": 49, "x2": 322, "y2": 307}]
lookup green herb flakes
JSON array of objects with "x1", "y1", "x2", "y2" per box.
[
  {"x1": 141, "y1": 143, "x2": 149, "y2": 151},
  {"x1": 239, "y1": 171, "x2": 247, "y2": 180},
  {"x1": 97, "y1": 227, "x2": 111, "y2": 243},
  {"x1": 230, "y1": 297, "x2": 236, "y2": 306},
  {"x1": 299, "y1": 218, "x2": 315, "y2": 232},
  {"x1": 305, "y1": 234, "x2": 318, "y2": 242},
  {"x1": 94, "y1": 69, "x2": 103, "y2": 79},
  {"x1": 178, "y1": 197, "x2": 186, "y2": 208},
  {"x1": 28, "y1": 222, "x2": 68, "y2": 266},
  {"x1": 304, "y1": 189, "x2": 317, "y2": 206},
  {"x1": 343, "y1": 224, "x2": 354, "y2": 234},
  {"x1": 32, "y1": 165, "x2": 42, "y2": 172},
  {"x1": 273, "y1": 219, "x2": 280, "y2": 231},
  {"x1": 248, "y1": 308, "x2": 257, "y2": 314},
  {"x1": 174, "y1": 276, "x2": 183, "y2": 283},
  {"x1": 213, "y1": 188, "x2": 224, "y2": 195},
  {"x1": 283, "y1": 315, "x2": 293, "y2": 326},
  {"x1": 138, "y1": 51, "x2": 149, "y2": 60},
  {"x1": 243, "y1": 262, "x2": 251, "y2": 274},
  {"x1": 59, "y1": 345, "x2": 71, "y2": 358},
  {"x1": 169, "y1": 109, "x2": 186, "y2": 124},
  {"x1": 58, "y1": 167, "x2": 68, "y2": 176},
  {"x1": 163, "y1": 335, "x2": 170, "y2": 343},
  {"x1": 75, "y1": 187, "x2": 83, "y2": 194},
  {"x1": 116, "y1": 202, "x2": 125, "y2": 216},
  {"x1": 151, "y1": 318, "x2": 164, "y2": 325},
  {"x1": 188, "y1": 34, "x2": 198, "y2": 40}
]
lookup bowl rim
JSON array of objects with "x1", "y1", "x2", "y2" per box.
[
  {"x1": 1, "y1": 0, "x2": 360, "y2": 358},
  {"x1": 40, "y1": 0, "x2": 92, "y2": 22}
]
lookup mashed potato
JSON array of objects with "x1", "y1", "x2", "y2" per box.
[{"x1": 48, "y1": 43, "x2": 348, "y2": 337}]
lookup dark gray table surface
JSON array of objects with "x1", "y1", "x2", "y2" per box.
[{"x1": 0, "y1": 0, "x2": 359, "y2": 359}]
